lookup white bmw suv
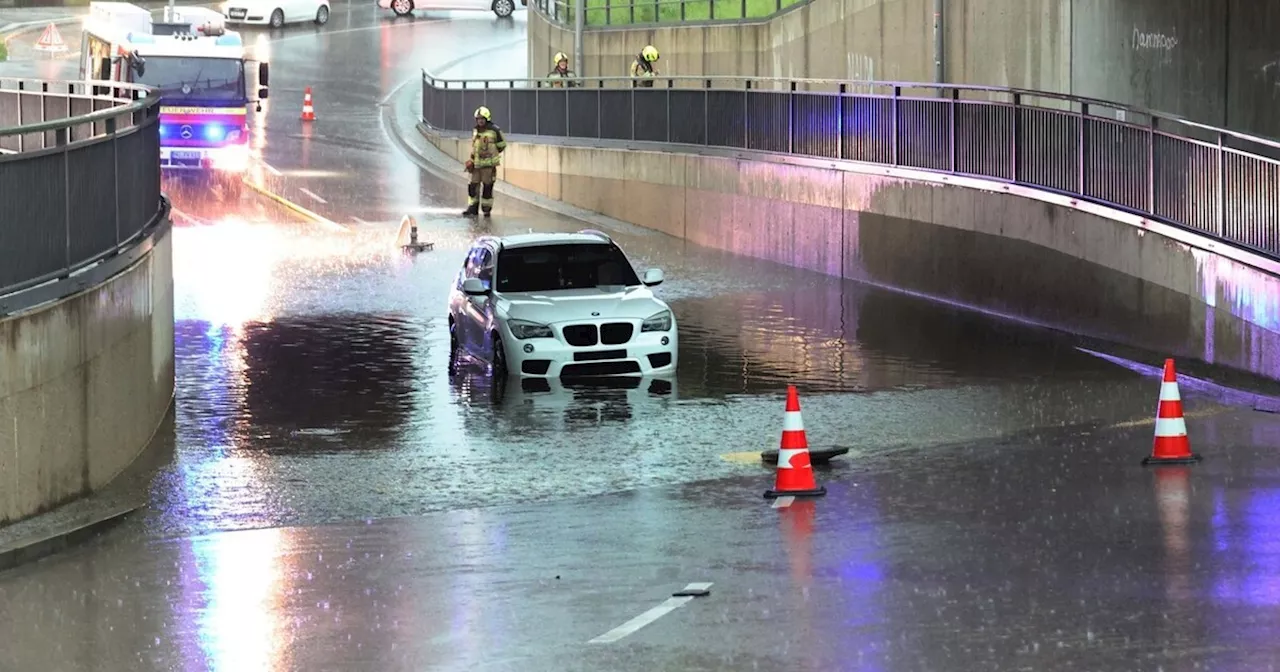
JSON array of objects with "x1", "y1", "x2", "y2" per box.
[{"x1": 447, "y1": 230, "x2": 678, "y2": 379}]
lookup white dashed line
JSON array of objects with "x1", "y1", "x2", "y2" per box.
[
  {"x1": 588, "y1": 583, "x2": 713, "y2": 644},
  {"x1": 770, "y1": 496, "x2": 795, "y2": 509},
  {"x1": 262, "y1": 162, "x2": 283, "y2": 176},
  {"x1": 350, "y1": 216, "x2": 369, "y2": 225},
  {"x1": 299, "y1": 187, "x2": 327, "y2": 204}
]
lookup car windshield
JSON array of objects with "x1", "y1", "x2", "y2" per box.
[
  {"x1": 136, "y1": 55, "x2": 246, "y2": 104},
  {"x1": 496, "y1": 243, "x2": 641, "y2": 293}
]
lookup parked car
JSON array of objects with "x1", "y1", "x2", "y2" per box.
[
  {"x1": 222, "y1": 0, "x2": 330, "y2": 27},
  {"x1": 379, "y1": 0, "x2": 525, "y2": 19},
  {"x1": 447, "y1": 229, "x2": 678, "y2": 379}
]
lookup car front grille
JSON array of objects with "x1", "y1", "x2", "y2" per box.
[
  {"x1": 600, "y1": 323, "x2": 634, "y2": 345},
  {"x1": 562, "y1": 324, "x2": 598, "y2": 346}
]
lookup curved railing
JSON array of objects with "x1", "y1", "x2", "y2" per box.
[
  {"x1": 420, "y1": 72, "x2": 1280, "y2": 262},
  {"x1": 0, "y1": 77, "x2": 166, "y2": 316}
]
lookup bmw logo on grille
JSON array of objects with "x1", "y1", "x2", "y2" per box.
[{"x1": 179, "y1": 125, "x2": 193, "y2": 139}]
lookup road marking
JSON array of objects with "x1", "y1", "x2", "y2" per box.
[
  {"x1": 262, "y1": 162, "x2": 283, "y2": 177},
  {"x1": 299, "y1": 187, "x2": 328, "y2": 204},
  {"x1": 351, "y1": 216, "x2": 369, "y2": 225},
  {"x1": 771, "y1": 496, "x2": 795, "y2": 509},
  {"x1": 1109, "y1": 407, "x2": 1230, "y2": 429},
  {"x1": 718, "y1": 451, "x2": 760, "y2": 465},
  {"x1": 588, "y1": 583, "x2": 713, "y2": 644}
]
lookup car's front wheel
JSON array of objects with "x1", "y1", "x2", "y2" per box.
[
  {"x1": 269, "y1": 8, "x2": 284, "y2": 27},
  {"x1": 314, "y1": 5, "x2": 329, "y2": 24},
  {"x1": 492, "y1": 0, "x2": 514, "y2": 17},
  {"x1": 391, "y1": 0, "x2": 413, "y2": 16},
  {"x1": 448, "y1": 319, "x2": 460, "y2": 375},
  {"x1": 490, "y1": 331, "x2": 508, "y2": 378}
]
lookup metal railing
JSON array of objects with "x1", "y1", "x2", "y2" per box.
[
  {"x1": 0, "y1": 78, "x2": 165, "y2": 311},
  {"x1": 532, "y1": 0, "x2": 803, "y2": 26},
  {"x1": 421, "y1": 72, "x2": 1280, "y2": 261}
]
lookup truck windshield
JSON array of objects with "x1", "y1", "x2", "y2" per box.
[
  {"x1": 495, "y1": 243, "x2": 641, "y2": 293},
  {"x1": 136, "y1": 55, "x2": 245, "y2": 104}
]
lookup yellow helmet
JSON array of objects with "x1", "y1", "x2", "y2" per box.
[
  {"x1": 641, "y1": 45, "x2": 659, "y2": 62},
  {"x1": 474, "y1": 106, "x2": 491, "y2": 121},
  {"x1": 553, "y1": 51, "x2": 568, "y2": 66}
]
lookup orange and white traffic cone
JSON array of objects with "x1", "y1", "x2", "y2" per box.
[
  {"x1": 301, "y1": 86, "x2": 316, "y2": 121},
  {"x1": 764, "y1": 385, "x2": 827, "y2": 499},
  {"x1": 1142, "y1": 358, "x2": 1203, "y2": 466}
]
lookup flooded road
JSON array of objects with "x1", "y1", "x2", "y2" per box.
[{"x1": 4, "y1": 3, "x2": 1276, "y2": 669}]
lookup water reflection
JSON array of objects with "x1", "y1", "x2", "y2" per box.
[
  {"x1": 450, "y1": 372, "x2": 677, "y2": 436},
  {"x1": 177, "y1": 314, "x2": 421, "y2": 453},
  {"x1": 185, "y1": 527, "x2": 292, "y2": 672}
]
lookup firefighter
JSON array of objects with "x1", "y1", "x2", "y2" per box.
[
  {"x1": 630, "y1": 45, "x2": 659, "y2": 87},
  {"x1": 463, "y1": 105, "x2": 507, "y2": 217},
  {"x1": 546, "y1": 51, "x2": 578, "y2": 87}
]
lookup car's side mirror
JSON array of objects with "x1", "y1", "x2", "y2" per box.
[
  {"x1": 642, "y1": 268, "x2": 664, "y2": 287},
  {"x1": 258, "y1": 87, "x2": 269, "y2": 100},
  {"x1": 462, "y1": 277, "x2": 489, "y2": 295}
]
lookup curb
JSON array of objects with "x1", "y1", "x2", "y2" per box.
[
  {"x1": 242, "y1": 177, "x2": 349, "y2": 232},
  {"x1": 0, "y1": 502, "x2": 139, "y2": 573}
]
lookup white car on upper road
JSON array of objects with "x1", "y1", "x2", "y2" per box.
[
  {"x1": 221, "y1": 0, "x2": 330, "y2": 27},
  {"x1": 448, "y1": 230, "x2": 678, "y2": 379},
  {"x1": 379, "y1": 0, "x2": 525, "y2": 19}
]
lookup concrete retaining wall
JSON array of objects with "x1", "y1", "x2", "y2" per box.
[
  {"x1": 0, "y1": 225, "x2": 175, "y2": 524},
  {"x1": 422, "y1": 125, "x2": 1280, "y2": 381},
  {"x1": 530, "y1": 0, "x2": 1280, "y2": 138}
]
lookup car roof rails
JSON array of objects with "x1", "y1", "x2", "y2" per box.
[{"x1": 578, "y1": 228, "x2": 611, "y2": 242}]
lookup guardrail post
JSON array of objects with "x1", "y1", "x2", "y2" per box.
[
  {"x1": 1216, "y1": 132, "x2": 1225, "y2": 238},
  {"x1": 108, "y1": 116, "x2": 120, "y2": 243},
  {"x1": 949, "y1": 88, "x2": 957, "y2": 173},
  {"x1": 1010, "y1": 93, "x2": 1020, "y2": 183},
  {"x1": 839, "y1": 83, "x2": 847, "y2": 161},
  {"x1": 1078, "y1": 102, "x2": 1088, "y2": 196},
  {"x1": 1147, "y1": 116, "x2": 1156, "y2": 215},
  {"x1": 744, "y1": 79, "x2": 751, "y2": 149},
  {"x1": 891, "y1": 86, "x2": 900, "y2": 166},
  {"x1": 788, "y1": 80, "x2": 796, "y2": 155}
]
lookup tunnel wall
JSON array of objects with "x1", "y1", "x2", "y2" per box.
[
  {"x1": 421, "y1": 124, "x2": 1280, "y2": 381},
  {"x1": 0, "y1": 226, "x2": 175, "y2": 524},
  {"x1": 530, "y1": 0, "x2": 1280, "y2": 138}
]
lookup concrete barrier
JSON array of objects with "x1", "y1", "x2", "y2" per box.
[
  {"x1": 422, "y1": 125, "x2": 1280, "y2": 381},
  {"x1": 0, "y1": 222, "x2": 175, "y2": 525},
  {"x1": 531, "y1": 0, "x2": 1280, "y2": 138}
]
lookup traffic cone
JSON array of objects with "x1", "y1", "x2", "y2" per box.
[
  {"x1": 1142, "y1": 358, "x2": 1203, "y2": 466},
  {"x1": 764, "y1": 385, "x2": 827, "y2": 499},
  {"x1": 301, "y1": 87, "x2": 316, "y2": 121}
]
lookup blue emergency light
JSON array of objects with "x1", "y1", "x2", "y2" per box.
[{"x1": 125, "y1": 32, "x2": 155, "y2": 43}]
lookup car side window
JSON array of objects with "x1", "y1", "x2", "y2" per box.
[{"x1": 476, "y1": 249, "x2": 494, "y2": 290}]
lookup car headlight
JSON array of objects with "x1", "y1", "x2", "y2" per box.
[
  {"x1": 508, "y1": 319, "x2": 553, "y2": 340},
  {"x1": 641, "y1": 310, "x2": 672, "y2": 332}
]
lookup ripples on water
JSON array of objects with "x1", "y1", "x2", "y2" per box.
[{"x1": 149, "y1": 207, "x2": 1165, "y2": 533}]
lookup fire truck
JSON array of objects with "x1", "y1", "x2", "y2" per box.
[{"x1": 80, "y1": 2, "x2": 269, "y2": 198}]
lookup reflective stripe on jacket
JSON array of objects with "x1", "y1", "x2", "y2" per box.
[{"x1": 471, "y1": 125, "x2": 507, "y2": 168}]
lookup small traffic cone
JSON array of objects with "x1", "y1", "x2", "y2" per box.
[
  {"x1": 764, "y1": 385, "x2": 827, "y2": 499},
  {"x1": 301, "y1": 87, "x2": 316, "y2": 121},
  {"x1": 1142, "y1": 358, "x2": 1203, "y2": 466}
]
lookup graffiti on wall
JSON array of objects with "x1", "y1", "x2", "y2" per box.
[{"x1": 1132, "y1": 26, "x2": 1179, "y2": 65}]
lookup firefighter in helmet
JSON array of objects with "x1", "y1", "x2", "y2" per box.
[
  {"x1": 546, "y1": 51, "x2": 578, "y2": 87},
  {"x1": 630, "y1": 45, "x2": 659, "y2": 87},
  {"x1": 463, "y1": 106, "x2": 507, "y2": 217}
]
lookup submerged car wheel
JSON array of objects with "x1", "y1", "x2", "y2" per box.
[
  {"x1": 492, "y1": 0, "x2": 514, "y2": 17},
  {"x1": 448, "y1": 319, "x2": 460, "y2": 374},
  {"x1": 490, "y1": 331, "x2": 508, "y2": 378},
  {"x1": 314, "y1": 4, "x2": 328, "y2": 24},
  {"x1": 391, "y1": 0, "x2": 412, "y2": 16},
  {"x1": 269, "y1": 8, "x2": 284, "y2": 27}
]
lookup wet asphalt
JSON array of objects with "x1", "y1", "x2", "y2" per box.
[{"x1": 4, "y1": 4, "x2": 1279, "y2": 669}]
